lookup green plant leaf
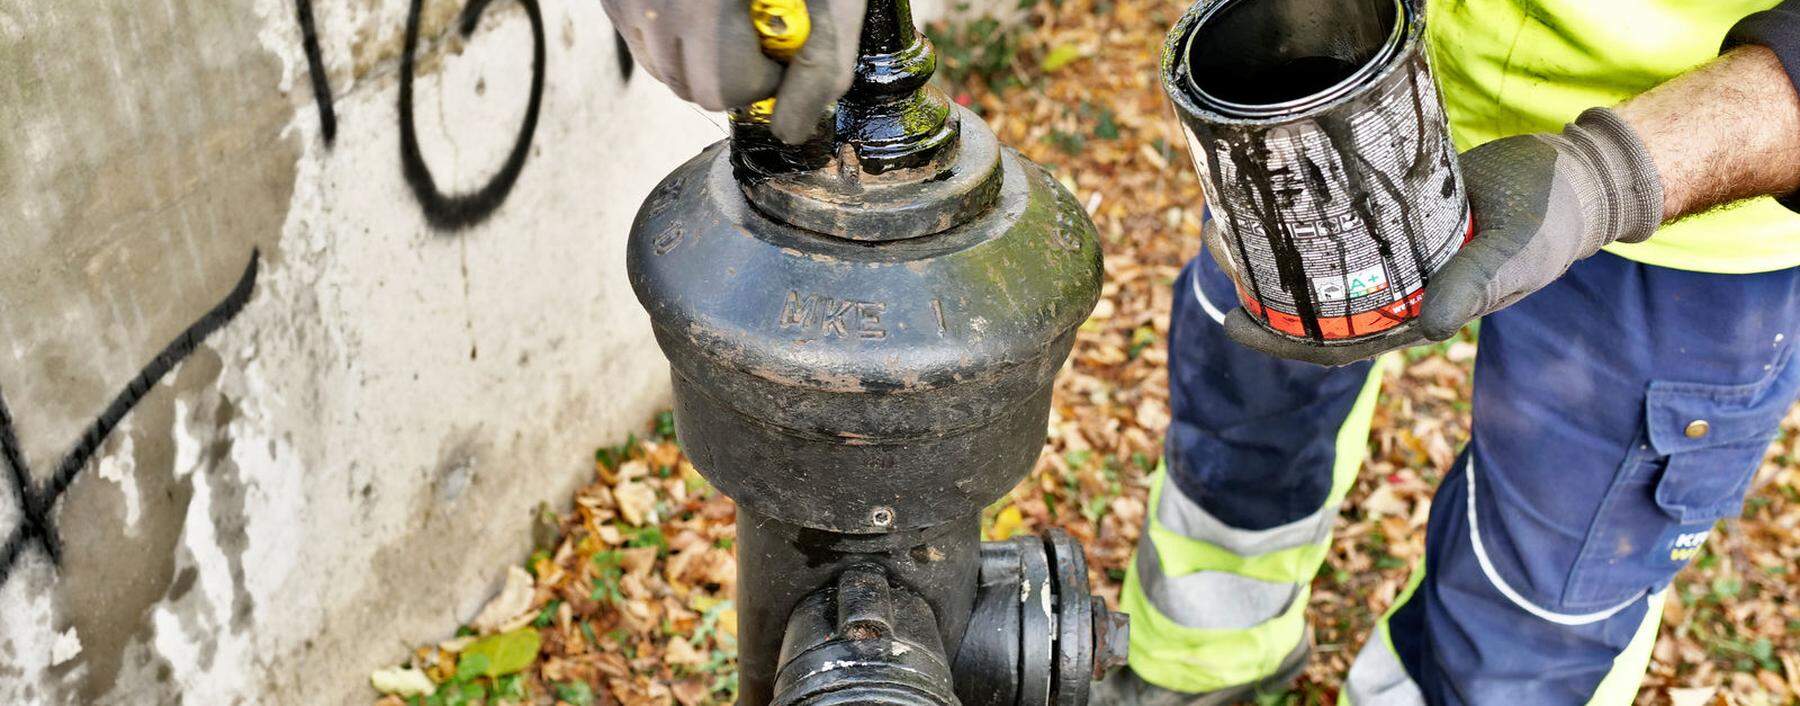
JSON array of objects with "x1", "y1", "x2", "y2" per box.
[
  {"x1": 534, "y1": 600, "x2": 561, "y2": 628},
  {"x1": 494, "y1": 673, "x2": 529, "y2": 702},
  {"x1": 556, "y1": 681, "x2": 596, "y2": 706},
  {"x1": 461, "y1": 628, "x2": 542, "y2": 679},
  {"x1": 452, "y1": 652, "x2": 490, "y2": 683}
]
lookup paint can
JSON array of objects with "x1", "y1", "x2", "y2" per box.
[{"x1": 1161, "y1": 0, "x2": 1471, "y2": 344}]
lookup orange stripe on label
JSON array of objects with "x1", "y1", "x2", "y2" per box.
[
  {"x1": 1242, "y1": 286, "x2": 1425, "y2": 340},
  {"x1": 1238, "y1": 215, "x2": 1473, "y2": 341}
]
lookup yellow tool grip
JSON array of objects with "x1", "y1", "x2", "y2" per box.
[
  {"x1": 750, "y1": 0, "x2": 810, "y2": 62},
  {"x1": 742, "y1": 0, "x2": 810, "y2": 122}
]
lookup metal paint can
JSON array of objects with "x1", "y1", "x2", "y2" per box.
[{"x1": 1161, "y1": 0, "x2": 1470, "y2": 344}]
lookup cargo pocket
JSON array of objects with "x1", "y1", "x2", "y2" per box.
[{"x1": 1564, "y1": 349, "x2": 1797, "y2": 610}]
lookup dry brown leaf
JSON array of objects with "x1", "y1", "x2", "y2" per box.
[
  {"x1": 1670, "y1": 686, "x2": 1720, "y2": 706},
  {"x1": 615, "y1": 480, "x2": 658, "y2": 527},
  {"x1": 470, "y1": 565, "x2": 537, "y2": 635},
  {"x1": 671, "y1": 678, "x2": 710, "y2": 706}
]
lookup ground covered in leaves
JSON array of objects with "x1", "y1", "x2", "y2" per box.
[{"x1": 370, "y1": 1, "x2": 1800, "y2": 704}]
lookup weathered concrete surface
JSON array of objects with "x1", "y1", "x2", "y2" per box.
[{"x1": 0, "y1": 0, "x2": 720, "y2": 703}]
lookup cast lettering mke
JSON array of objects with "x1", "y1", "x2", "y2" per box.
[{"x1": 779, "y1": 291, "x2": 888, "y2": 340}]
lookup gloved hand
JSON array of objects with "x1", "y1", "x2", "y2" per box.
[
  {"x1": 1224, "y1": 107, "x2": 1665, "y2": 366},
  {"x1": 602, "y1": 0, "x2": 867, "y2": 144}
]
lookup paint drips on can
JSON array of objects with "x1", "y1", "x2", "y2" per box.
[{"x1": 1162, "y1": 0, "x2": 1471, "y2": 344}]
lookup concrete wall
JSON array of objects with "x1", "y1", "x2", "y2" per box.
[{"x1": 0, "y1": 0, "x2": 724, "y2": 703}]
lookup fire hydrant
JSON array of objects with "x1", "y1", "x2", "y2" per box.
[{"x1": 626, "y1": 2, "x2": 1125, "y2": 703}]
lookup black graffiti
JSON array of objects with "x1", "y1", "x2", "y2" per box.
[
  {"x1": 295, "y1": 0, "x2": 336, "y2": 145},
  {"x1": 295, "y1": 0, "x2": 638, "y2": 229},
  {"x1": 398, "y1": 0, "x2": 546, "y2": 231},
  {"x1": 0, "y1": 252, "x2": 260, "y2": 586}
]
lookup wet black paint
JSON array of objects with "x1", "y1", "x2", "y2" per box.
[
  {"x1": 1190, "y1": 122, "x2": 1267, "y2": 315},
  {"x1": 1165, "y1": 0, "x2": 1469, "y2": 344},
  {"x1": 1196, "y1": 56, "x2": 1362, "y2": 107},
  {"x1": 1233, "y1": 132, "x2": 1325, "y2": 340},
  {"x1": 1318, "y1": 114, "x2": 1426, "y2": 307}
]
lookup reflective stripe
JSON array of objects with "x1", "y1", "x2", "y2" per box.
[
  {"x1": 1122, "y1": 554, "x2": 1313, "y2": 693},
  {"x1": 1135, "y1": 532, "x2": 1299, "y2": 630},
  {"x1": 1148, "y1": 521, "x2": 1328, "y2": 585},
  {"x1": 1156, "y1": 470, "x2": 1337, "y2": 556},
  {"x1": 1191, "y1": 271, "x2": 1227, "y2": 325},
  {"x1": 1342, "y1": 557, "x2": 1427, "y2": 706},
  {"x1": 1342, "y1": 624, "x2": 1426, "y2": 706},
  {"x1": 1584, "y1": 591, "x2": 1667, "y2": 706},
  {"x1": 1146, "y1": 359, "x2": 1389, "y2": 583},
  {"x1": 1124, "y1": 362, "x2": 1388, "y2": 692},
  {"x1": 1465, "y1": 457, "x2": 1644, "y2": 626}
]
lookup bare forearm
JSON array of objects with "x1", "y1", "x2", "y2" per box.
[{"x1": 1616, "y1": 46, "x2": 1800, "y2": 221}]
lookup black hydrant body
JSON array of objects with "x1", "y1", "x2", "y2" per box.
[{"x1": 626, "y1": 2, "x2": 1121, "y2": 703}]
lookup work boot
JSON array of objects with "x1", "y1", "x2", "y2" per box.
[{"x1": 1088, "y1": 630, "x2": 1312, "y2": 706}]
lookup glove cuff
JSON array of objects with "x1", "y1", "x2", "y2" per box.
[{"x1": 1564, "y1": 108, "x2": 1665, "y2": 245}]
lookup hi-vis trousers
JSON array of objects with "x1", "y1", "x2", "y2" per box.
[{"x1": 1122, "y1": 250, "x2": 1800, "y2": 704}]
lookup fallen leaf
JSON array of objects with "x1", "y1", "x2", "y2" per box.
[
  {"x1": 1669, "y1": 686, "x2": 1718, "y2": 706},
  {"x1": 436, "y1": 635, "x2": 475, "y2": 653},
  {"x1": 719, "y1": 607, "x2": 738, "y2": 638},
  {"x1": 665, "y1": 637, "x2": 705, "y2": 665},
  {"x1": 369, "y1": 666, "x2": 436, "y2": 697},
  {"x1": 990, "y1": 505, "x2": 1025, "y2": 540},
  {"x1": 1041, "y1": 44, "x2": 1085, "y2": 72},
  {"x1": 459, "y1": 628, "x2": 543, "y2": 679},
  {"x1": 671, "y1": 677, "x2": 709, "y2": 706},
  {"x1": 620, "y1": 546, "x2": 659, "y2": 578},
  {"x1": 415, "y1": 645, "x2": 457, "y2": 684},
  {"x1": 1363, "y1": 483, "x2": 1410, "y2": 518},
  {"x1": 470, "y1": 566, "x2": 537, "y2": 635},
  {"x1": 615, "y1": 481, "x2": 658, "y2": 527}
]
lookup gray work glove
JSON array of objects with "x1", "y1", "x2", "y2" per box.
[
  {"x1": 602, "y1": 0, "x2": 867, "y2": 144},
  {"x1": 1224, "y1": 107, "x2": 1665, "y2": 366}
]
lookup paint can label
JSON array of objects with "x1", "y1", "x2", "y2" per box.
[{"x1": 1164, "y1": 0, "x2": 1470, "y2": 344}]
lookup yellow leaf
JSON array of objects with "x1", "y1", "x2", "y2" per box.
[
  {"x1": 690, "y1": 594, "x2": 724, "y2": 613},
  {"x1": 989, "y1": 505, "x2": 1024, "y2": 541},
  {"x1": 719, "y1": 608, "x2": 739, "y2": 638},
  {"x1": 1041, "y1": 44, "x2": 1085, "y2": 72},
  {"x1": 460, "y1": 628, "x2": 542, "y2": 678}
]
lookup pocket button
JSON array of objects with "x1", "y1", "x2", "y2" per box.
[{"x1": 1684, "y1": 419, "x2": 1711, "y2": 439}]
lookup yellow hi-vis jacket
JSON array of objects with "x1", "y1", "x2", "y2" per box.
[{"x1": 1427, "y1": 0, "x2": 1800, "y2": 274}]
